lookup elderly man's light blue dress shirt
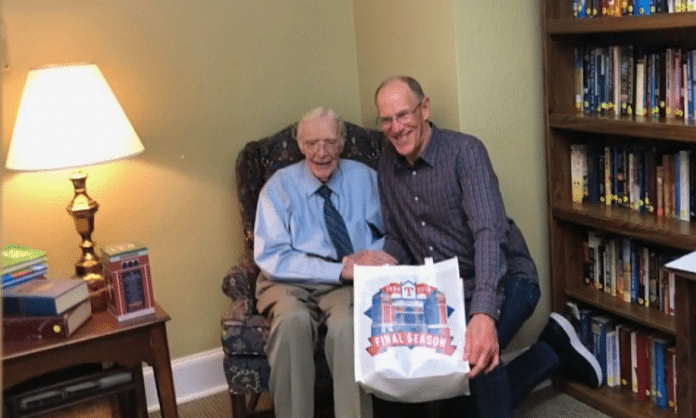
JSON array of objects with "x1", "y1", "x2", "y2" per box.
[{"x1": 254, "y1": 158, "x2": 384, "y2": 285}]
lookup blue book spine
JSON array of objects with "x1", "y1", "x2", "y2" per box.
[
  {"x1": 635, "y1": 241, "x2": 643, "y2": 304},
  {"x1": 590, "y1": 48, "x2": 598, "y2": 116},
  {"x1": 3, "y1": 295, "x2": 59, "y2": 316},
  {"x1": 592, "y1": 329, "x2": 604, "y2": 385},
  {"x1": 576, "y1": 0, "x2": 588, "y2": 18},
  {"x1": 2, "y1": 267, "x2": 47, "y2": 289},
  {"x1": 598, "y1": 49, "x2": 606, "y2": 115},
  {"x1": 579, "y1": 308, "x2": 594, "y2": 351},
  {"x1": 592, "y1": 316, "x2": 611, "y2": 385},
  {"x1": 2, "y1": 264, "x2": 47, "y2": 286},
  {"x1": 634, "y1": 0, "x2": 652, "y2": 14},
  {"x1": 653, "y1": 338, "x2": 669, "y2": 409},
  {"x1": 649, "y1": 54, "x2": 660, "y2": 118},
  {"x1": 630, "y1": 240, "x2": 640, "y2": 304},
  {"x1": 584, "y1": 48, "x2": 592, "y2": 116}
]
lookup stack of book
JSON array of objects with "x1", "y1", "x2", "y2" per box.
[
  {"x1": 564, "y1": 301, "x2": 677, "y2": 412},
  {"x1": 2, "y1": 277, "x2": 92, "y2": 340},
  {"x1": 2, "y1": 243, "x2": 48, "y2": 288}
]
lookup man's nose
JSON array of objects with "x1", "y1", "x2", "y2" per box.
[
  {"x1": 316, "y1": 143, "x2": 329, "y2": 156},
  {"x1": 390, "y1": 118, "x2": 406, "y2": 132}
]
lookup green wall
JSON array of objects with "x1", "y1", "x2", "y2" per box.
[
  {"x1": 1, "y1": 0, "x2": 362, "y2": 358},
  {"x1": 1, "y1": 0, "x2": 545, "y2": 359},
  {"x1": 352, "y1": 0, "x2": 460, "y2": 130},
  {"x1": 451, "y1": 0, "x2": 547, "y2": 350}
]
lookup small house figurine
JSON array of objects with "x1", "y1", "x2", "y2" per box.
[{"x1": 101, "y1": 242, "x2": 155, "y2": 321}]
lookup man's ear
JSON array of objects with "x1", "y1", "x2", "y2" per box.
[{"x1": 421, "y1": 96, "x2": 431, "y2": 121}]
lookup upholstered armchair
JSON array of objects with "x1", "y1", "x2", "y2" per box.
[{"x1": 220, "y1": 121, "x2": 384, "y2": 417}]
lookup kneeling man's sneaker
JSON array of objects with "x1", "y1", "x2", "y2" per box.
[{"x1": 539, "y1": 312, "x2": 603, "y2": 388}]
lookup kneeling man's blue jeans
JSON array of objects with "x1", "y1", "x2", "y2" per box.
[
  {"x1": 375, "y1": 275, "x2": 558, "y2": 418},
  {"x1": 467, "y1": 274, "x2": 558, "y2": 418}
]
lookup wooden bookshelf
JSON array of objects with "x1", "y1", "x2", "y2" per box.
[
  {"x1": 541, "y1": 4, "x2": 696, "y2": 418},
  {"x1": 556, "y1": 378, "x2": 674, "y2": 418}
]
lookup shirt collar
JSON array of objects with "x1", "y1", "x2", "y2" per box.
[
  {"x1": 393, "y1": 123, "x2": 440, "y2": 169},
  {"x1": 299, "y1": 159, "x2": 345, "y2": 197}
]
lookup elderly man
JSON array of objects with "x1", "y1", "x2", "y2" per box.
[
  {"x1": 374, "y1": 76, "x2": 602, "y2": 417},
  {"x1": 254, "y1": 107, "x2": 396, "y2": 418}
]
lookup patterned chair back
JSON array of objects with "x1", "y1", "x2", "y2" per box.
[{"x1": 235, "y1": 122, "x2": 385, "y2": 257}]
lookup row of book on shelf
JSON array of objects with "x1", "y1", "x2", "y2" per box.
[
  {"x1": 1, "y1": 241, "x2": 156, "y2": 341},
  {"x1": 583, "y1": 230, "x2": 682, "y2": 314},
  {"x1": 574, "y1": 46, "x2": 696, "y2": 122},
  {"x1": 570, "y1": 140, "x2": 696, "y2": 221},
  {"x1": 564, "y1": 301, "x2": 677, "y2": 412},
  {"x1": 574, "y1": 0, "x2": 696, "y2": 18}
]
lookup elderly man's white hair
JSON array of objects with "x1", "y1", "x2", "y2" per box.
[{"x1": 296, "y1": 107, "x2": 345, "y2": 144}]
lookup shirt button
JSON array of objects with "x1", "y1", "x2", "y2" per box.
[
  {"x1": 412, "y1": 171, "x2": 417, "y2": 176},
  {"x1": 421, "y1": 221, "x2": 426, "y2": 227},
  {"x1": 428, "y1": 246, "x2": 434, "y2": 251},
  {"x1": 414, "y1": 196, "x2": 419, "y2": 201}
]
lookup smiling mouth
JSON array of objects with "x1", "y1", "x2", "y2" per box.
[{"x1": 392, "y1": 130, "x2": 412, "y2": 142}]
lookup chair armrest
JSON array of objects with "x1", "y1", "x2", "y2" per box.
[{"x1": 221, "y1": 255, "x2": 260, "y2": 309}]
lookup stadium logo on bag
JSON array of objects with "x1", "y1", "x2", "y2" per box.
[{"x1": 363, "y1": 281, "x2": 456, "y2": 356}]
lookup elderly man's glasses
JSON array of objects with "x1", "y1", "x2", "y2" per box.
[
  {"x1": 301, "y1": 139, "x2": 342, "y2": 153},
  {"x1": 376, "y1": 100, "x2": 423, "y2": 128}
]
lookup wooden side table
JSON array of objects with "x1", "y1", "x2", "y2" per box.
[{"x1": 3, "y1": 303, "x2": 178, "y2": 418}]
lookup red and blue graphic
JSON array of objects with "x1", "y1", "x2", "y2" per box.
[{"x1": 363, "y1": 281, "x2": 456, "y2": 356}]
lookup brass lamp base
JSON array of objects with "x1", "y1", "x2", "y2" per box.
[{"x1": 67, "y1": 171, "x2": 108, "y2": 312}]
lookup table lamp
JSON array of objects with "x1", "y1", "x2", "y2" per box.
[{"x1": 5, "y1": 63, "x2": 144, "y2": 308}]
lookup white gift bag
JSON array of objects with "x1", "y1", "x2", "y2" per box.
[{"x1": 353, "y1": 257, "x2": 470, "y2": 402}]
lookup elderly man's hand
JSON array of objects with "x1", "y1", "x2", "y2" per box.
[
  {"x1": 464, "y1": 313, "x2": 499, "y2": 379},
  {"x1": 340, "y1": 250, "x2": 397, "y2": 282}
]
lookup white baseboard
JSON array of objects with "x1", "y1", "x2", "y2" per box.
[
  {"x1": 143, "y1": 346, "x2": 552, "y2": 413},
  {"x1": 142, "y1": 347, "x2": 229, "y2": 413}
]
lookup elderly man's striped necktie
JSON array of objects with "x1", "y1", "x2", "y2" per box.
[{"x1": 316, "y1": 185, "x2": 354, "y2": 260}]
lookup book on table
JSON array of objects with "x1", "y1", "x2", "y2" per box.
[
  {"x1": 3, "y1": 277, "x2": 89, "y2": 316},
  {"x1": 2, "y1": 263, "x2": 48, "y2": 288},
  {"x1": 3, "y1": 299, "x2": 92, "y2": 340},
  {"x1": 2, "y1": 243, "x2": 47, "y2": 274}
]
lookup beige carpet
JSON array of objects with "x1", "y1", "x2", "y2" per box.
[
  {"x1": 147, "y1": 386, "x2": 611, "y2": 418},
  {"x1": 47, "y1": 386, "x2": 610, "y2": 417}
]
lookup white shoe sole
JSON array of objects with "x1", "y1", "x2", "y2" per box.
[{"x1": 550, "y1": 312, "x2": 603, "y2": 386}]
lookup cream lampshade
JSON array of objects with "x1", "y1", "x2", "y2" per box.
[{"x1": 5, "y1": 63, "x2": 145, "y2": 308}]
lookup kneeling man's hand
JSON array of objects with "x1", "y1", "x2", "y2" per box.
[
  {"x1": 340, "y1": 250, "x2": 397, "y2": 282},
  {"x1": 464, "y1": 313, "x2": 500, "y2": 379}
]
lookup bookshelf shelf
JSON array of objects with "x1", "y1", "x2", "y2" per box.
[
  {"x1": 555, "y1": 378, "x2": 675, "y2": 418},
  {"x1": 565, "y1": 285, "x2": 675, "y2": 334},
  {"x1": 552, "y1": 202, "x2": 696, "y2": 250},
  {"x1": 549, "y1": 114, "x2": 696, "y2": 143},
  {"x1": 542, "y1": 2, "x2": 696, "y2": 417},
  {"x1": 548, "y1": 13, "x2": 696, "y2": 35}
]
